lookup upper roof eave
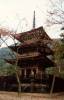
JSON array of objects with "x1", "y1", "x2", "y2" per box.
[{"x1": 11, "y1": 26, "x2": 52, "y2": 42}]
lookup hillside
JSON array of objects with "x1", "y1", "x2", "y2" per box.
[
  {"x1": 0, "y1": 47, "x2": 16, "y2": 76},
  {"x1": 0, "y1": 47, "x2": 15, "y2": 59}
]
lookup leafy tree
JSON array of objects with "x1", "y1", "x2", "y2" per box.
[
  {"x1": 54, "y1": 41, "x2": 62, "y2": 72},
  {"x1": 47, "y1": 0, "x2": 64, "y2": 73},
  {"x1": 0, "y1": 27, "x2": 21, "y2": 93},
  {"x1": 50, "y1": 37, "x2": 64, "y2": 94}
]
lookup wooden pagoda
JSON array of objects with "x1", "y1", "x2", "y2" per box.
[{"x1": 5, "y1": 26, "x2": 54, "y2": 92}]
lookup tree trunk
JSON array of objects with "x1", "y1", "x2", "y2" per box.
[
  {"x1": 16, "y1": 72, "x2": 21, "y2": 94},
  {"x1": 50, "y1": 75, "x2": 55, "y2": 94}
]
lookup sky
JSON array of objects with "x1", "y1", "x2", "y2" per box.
[
  {"x1": 0, "y1": 0, "x2": 62, "y2": 47},
  {"x1": 0, "y1": 0, "x2": 48, "y2": 29}
]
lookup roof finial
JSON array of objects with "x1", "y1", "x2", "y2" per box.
[{"x1": 33, "y1": 10, "x2": 35, "y2": 29}]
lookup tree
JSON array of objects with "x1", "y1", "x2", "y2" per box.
[
  {"x1": 47, "y1": 1, "x2": 64, "y2": 93},
  {"x1": 47, "y1": 0, "x2": 64, "y2": 72},
  {"x1": 0, "y1": 27, "x2": 21, "y2": 94},
  {"x1": 50, "y1": 37, "x2": 64, "y2": 94},
  {"x1": 53, "y1": 41, "x2": 63, "y2": 72},
  {"x1": 47, "y1": 0, "x2": 64, "y2": 27}
]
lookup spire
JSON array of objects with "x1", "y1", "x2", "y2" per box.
[{"x1": 33, "y1": 10, "x2": 36, "y2": 29}]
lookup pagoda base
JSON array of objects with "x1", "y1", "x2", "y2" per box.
[{"x1": 0, "y1": 75, "x2": 64, "y2": 93}]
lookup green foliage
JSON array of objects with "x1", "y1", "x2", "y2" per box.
[
  {"x1": 53, "y1": 42, "x2": 63, "y2": 64},
  {"x1": 0, "y1": 59, "x2": 16, "y2": 76},
  {"x1": 60, "y1": 33, "x2": 64, "y2": 59},
  {"x1": 47, "y1": 35, "x2": 64, "y2": 78}
]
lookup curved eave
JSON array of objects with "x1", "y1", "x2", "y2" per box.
[
  {"x1": 4, "y1": 56, "x2": 54, "y2": 68},
  {"x1": 11, "y1": 27, "x2": 51, "y2": 43},
  {"x1": 9, "y1": 43, "x2": 53, "y2": 55}
]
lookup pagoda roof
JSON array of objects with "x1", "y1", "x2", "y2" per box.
[
  {"x1": 11, "y1": 27, "x2": 51, "y2": 43},
  {"x1": 9, "y1": 39, "x2": 40, "y2": 50},
  {"x1": 17, "y1": 52, "x2": 40, "y2": 59},
  {"x1": 4, "y1": 56, "x2": 54, "y2": 68},
  {"x1": 9, "y1": 42, "x2": 53, "y2": 55}
]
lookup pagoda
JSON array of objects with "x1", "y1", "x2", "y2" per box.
[{"x1": 5, "y1": 26, "x2": 54, "y2": 92}]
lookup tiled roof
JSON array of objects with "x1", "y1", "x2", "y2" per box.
[{"x1": 11, "y1": 27, "x2": 51, "y2": 42}]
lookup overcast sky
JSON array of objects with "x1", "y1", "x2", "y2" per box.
[
  {"x1": 0, "y1": 0, "x2": 62, "y2": 47},
  {"x1": 0, "y1": 0, "x2": 49, "y2": 28}
]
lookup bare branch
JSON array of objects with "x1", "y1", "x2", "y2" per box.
[{"x1": 47, "y1": 0, "x2": 64, "y2": 26}]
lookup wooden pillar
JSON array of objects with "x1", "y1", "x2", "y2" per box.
[
  {"x1": 36, "y1": 67, "x2": 39, "y2": 79},
  {"x1": 34, "y1": 68, "x2": 36, "y2": 78},
  {"x1": 41, "y1": 71, "x2": 42, "y2": 81},
  {"x1": 31, "y1": 69, "x2": 34, "y2": 92},
  {"x1": 36, "y1": 67, "x2": 39, "y2": 74},
  {"x1": 24, "y1": 69, "x2": 26, "y2": 78},
  {"x1": 19, "y1": 68, "x2": 22, "y2": 76}
]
